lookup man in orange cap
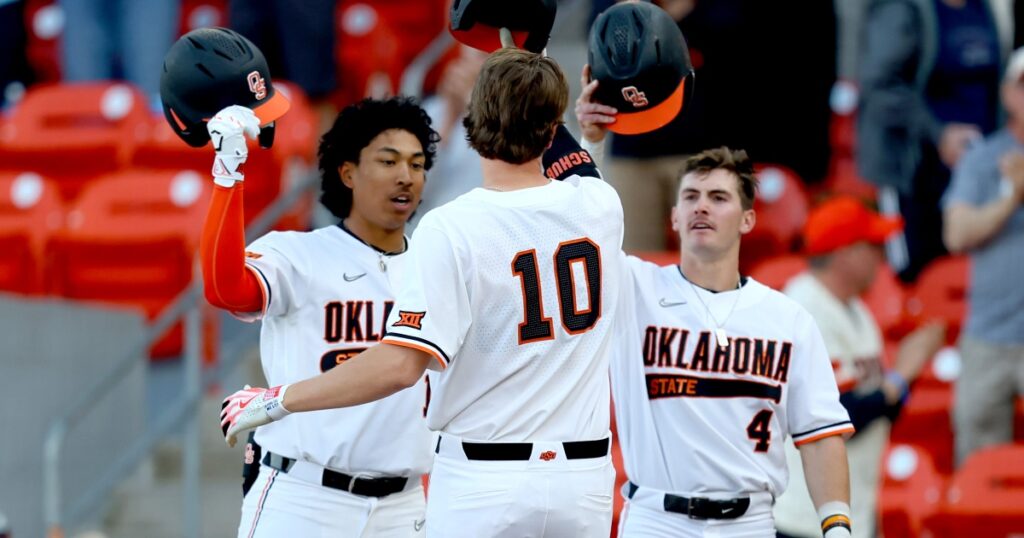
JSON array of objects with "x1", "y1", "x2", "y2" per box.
[{"x1": 773, "y1": 195, "x2": 946, "y2": 538}]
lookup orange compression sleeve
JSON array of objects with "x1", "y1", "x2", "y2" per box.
[{"x1": 200, "y1": 183, "x2": 264, "y2": 312}]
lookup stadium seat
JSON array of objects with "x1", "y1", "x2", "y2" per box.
[
  {"x1": 178, "y1": 0, "x2": 227, "y2": 36},
  {"x1": 48, "y1": 170, "x2": 217, "y2": 360},
  {"x1": 928, "y1": 443, "x2": 1024, "y2": 536},
  {"x1": 0, "y1": 82, "x2": 150, "y2": 201},
  {"x1": 630, "y1": 250, "x2": 679, "y2": 267},
  {"x1": 863, "y1": 263, "x2": 914, "y2": 339},
  {"x1": 741, "y1": 164, "x2": 809, "y2": 273},
  {"x1": 890, "y1": 386, "x2": 955, "y2": 474},
  {"x1": 749, "y1": 254, "x2": 807, "y2": 291},
  {"x1": 877, "y1": 443, "x2": 947, "y2": 538},
  {"x1": 0, "y1": 172, "x2": 64, "y2": 294},
  {"x1": 906, "y1": 256, "x2": 969, "y2": 344},
  {"x1": 24, "y1": 0, "x2": 63, "y2": 83}
]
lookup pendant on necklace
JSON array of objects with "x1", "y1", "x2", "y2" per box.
[
  {"x1": 715, "y1": 328, "x2": 729, "y2": 349},
  {"x1": 379, "y1": 257, "x2": 387, "y2": 272}
]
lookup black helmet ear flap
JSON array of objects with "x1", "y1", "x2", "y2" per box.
[{"x1": 258, "y1": 122, "x2": 276, "y2": 149}]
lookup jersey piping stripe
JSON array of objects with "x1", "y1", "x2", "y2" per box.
[
  {"x1": 793, "y1": 426, "x2": 855, "y2": 446},
  {"x1": 792, "y1": 420, "x2": 855, "y2": 439},
  {"x1": 246, "y1": 468, "x2": 277, "y2": 538},
  {"x1": 382, "y1": 337, "x2": 448, "y2": 369},
  {"x1": 245, "y1": 263, "x2": 272, "y2": 316}
]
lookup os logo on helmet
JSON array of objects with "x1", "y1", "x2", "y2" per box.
[
  {"x1": 247, "y1": 71, "x2": 267, "y2": 100},
  {"x1": 621, "y1": 86, "x2": 649, "y2": 108}
]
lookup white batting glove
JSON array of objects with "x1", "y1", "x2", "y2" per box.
[
  {"x1": 220, "y1": 384, "x2": 291, "y2": 447},
  {"x1": 207, "y1": 105, "x2": 260, "y2": 187}
]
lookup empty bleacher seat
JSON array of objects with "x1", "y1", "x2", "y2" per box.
[
  {"x1": 48, "y1": 169, "x2": 217, "y2": 360},
  {"x1": 877, "y1": 443, "x2": 947, "y2": 538},
  {"x1": 930, "y1": 443, "x2": 1024, "y2": 536},
  {"x1": 741, "y1": 164, "x2": 809, "y2": 273},
  {"x1": 0, "y1": 172, "x2": 64, "y2": 294},
  {"x1": 749, "y1": 254, "x2": 807, "y2": 291},
  {"x1": 0, "y1": 82, "x2": 150, "y2": 201},
  {"x1": 906, "y1": 256, "x2": 969, "y2": 344}
]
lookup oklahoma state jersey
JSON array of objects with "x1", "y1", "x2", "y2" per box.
[
  {"x1": 610, "y1": 256, "x2": 853, "y2": 496},
  {"x1": 240, "y1": 225, "x2": 433, "y2": 477},
  {"x1": 383, "y1": 175, "x2": 624, "y2": 442}
]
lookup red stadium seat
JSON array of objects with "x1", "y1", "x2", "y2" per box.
[
  {"x1": 749, "y1": 254, "x2": 807, "y2": 291},
  {"x1": 890, "y1": 386, "x2": 955, "y2": 474},
  {"x1": 906, "y1": 256, "x2": 969, "y2": 344},
  {"x1": 24, "y1": 0, "x2": 63, "y2": 83},
  {"x1": 928, "y1": 443, "x2": 1024, "y2": 536},
  {"x1": 863, "y1": 263, "x2": 914, "y2": 339},
  {"x1": 0, "y1": 172, "x2": 64, "y2": 294},
  {"x1": 741, "y1": 164, "x2": 809, "y2": 273},
  {"x1": 629, "y1": 250, "x2": 679, "y2": 267},
  {"x1": 48, "y1": 170, "x2": 217, "y2": 360},
  {"x1": 877, "y1": 443, "x2": 947, "y2": 538},
  {"x1": 0, "y1": 82, "x2": 150, "y2": 201},
  {"x1": 178, "y1": 0, "x2": 227, "y2": 36}
]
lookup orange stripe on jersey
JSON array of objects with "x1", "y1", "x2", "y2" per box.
[
  {"x1": 794, "y1": 426, "x2": 856, "y2": 446},
  {"x1": 383, "y1": 338, "x2": 447, "y2": 370}
]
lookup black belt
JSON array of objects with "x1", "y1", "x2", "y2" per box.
[
  {"x1": 262, "y1": 452, "x2": 409, "y2": 497},
  {"x1": 438, "y1": 437, "x2": 610, "y2": 461},
  {"x1": 627, "y1": 482, "x2": 750, "y2": 520}
]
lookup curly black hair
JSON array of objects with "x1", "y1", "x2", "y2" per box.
[{"x1": 318, "y1": 97, "x2": 440, "y2": 219}]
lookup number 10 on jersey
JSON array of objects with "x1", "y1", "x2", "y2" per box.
[{"x1": 512, "y1": 238, "x2": 602, "y2": 345}]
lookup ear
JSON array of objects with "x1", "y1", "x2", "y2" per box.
[
  {"x1": 670, "y1": 204, "x2": 681, "y2": 232},
  {"x1": 739, "y1": 208, "x2": 756, "y2": 235},
  {"x1": 545, "y1": 124, "x2": 559, "y2": 150},
  {"x1": 339, "y1": 162, "x2": 355, "y2": 189}
]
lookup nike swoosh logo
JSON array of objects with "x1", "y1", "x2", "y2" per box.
[
  {"x1": 659, "y1": 298, "x2": 687, "y2": 307},
  {"x1": 721, "y1": 507, "x2": 734, "y2": 513},
  {"x1": 414, "y1": 519, "x2": 425, "y2": 531},
  {"x1": 343, "y1": 272, "x2": 367, "y2": 282},
  {"x1": 211, "y1": 131, "x2": 223, "y2": 152}
]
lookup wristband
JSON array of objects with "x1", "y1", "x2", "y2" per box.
[{"x1": 818, "y1": 501, "x2": 852, "y2": 538}]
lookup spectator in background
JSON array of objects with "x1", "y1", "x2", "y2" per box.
[
  {"x1": 409, "y1": 45, "x2": 485, "y2": 230},
  {"x1": 857, "y1": 0, "x2": 1013, "y2": 283},
  {"x1": 58, "y1": 0, "x2": 179, "y2": 99},
  {"x1": 943, "y1": 46, "x2": 1024, "y2": 466},
  {"x1": 773, "y1": 196, "x2": 946, "y2": 538},
  {"x1": 587, "y1": 0, "x2": 836, "y2": 251}
]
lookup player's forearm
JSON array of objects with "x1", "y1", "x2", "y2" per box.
[
  {"x1": 799, "y1": 435, "x2": 850, "y2": 507},
  {"x1": 943, "y1": 198, "x2": 1018, "y2": 253},
  {"x1": 200, "y1": 184, "x2": 264, "y2": 311},
  {"x1": 282, "y1": 343, "x2": 430, "y2": 412}
]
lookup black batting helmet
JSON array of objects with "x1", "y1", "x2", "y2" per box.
[
  {"x1": 588, "y1": 2, "x2": 694, "y2": 135},
  {"x1": 160, "y1": 27, "x2": 290, "y2": 148},
  {"x1": 449, "y1": 0, "x2": 557, "y2": 53}
]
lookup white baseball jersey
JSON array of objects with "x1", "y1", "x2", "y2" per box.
[
  {"x1": 382, "y1": 175, "x2": 624, "y2": 442},
  {"x1": 241, "y1": 224, "x2": 433, "y2": 477},
  {"x1": 775, "y1": 272, "x2": 887, "y2": 538},
  {"x1": 611, "y1": 256, "x2": 853, "y2": 497}
]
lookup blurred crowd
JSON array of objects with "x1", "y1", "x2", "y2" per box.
[{"x1": 1, "y1": 0, "x2": 1023, "y2": 536}]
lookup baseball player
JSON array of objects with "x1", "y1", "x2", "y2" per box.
[
  {"x1": 220, "y1": 47, "x2": 626, "y2": 538},
  {"x1": 576, "y1": 74, "x2": 856, "y2": 536},
  {"x1": 200, "y1": 97, "x2": 438, "y2": 537}
]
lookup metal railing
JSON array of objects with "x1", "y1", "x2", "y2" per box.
[{"x1": 42, "y1": 164, "x2": 320, "y2": 538}]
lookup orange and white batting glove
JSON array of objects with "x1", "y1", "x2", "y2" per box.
[
  {"x1": 207, "y1": 105, "x2": 260, "y2": 187},
  {"x1": 220, "y1": 384, "x2": 291, "y2": 447}
]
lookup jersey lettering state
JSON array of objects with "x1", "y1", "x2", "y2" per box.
[
  {"x1": 240, "y1": 225, "x2": 432, "y2": 477},
  {"x1": 610, "y1": 256, "x2": 853, "y2": 496},
  {"x1": 383, "y1": 175, "x2": 625, "y2": 442}
]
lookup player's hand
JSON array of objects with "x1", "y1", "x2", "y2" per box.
[
  {"x1": 938, "y1": 122, "x2": 981, "y2": 169},
  {"x1": 207, "y1": 105, "x2": 261, "y2": 184},
  {"x1": 220, "y1": 384, "x2": 291, "y2": 447},
  {"x1": 576, "y1": 64, "x2": 617, "y2": 144},
  {"x1": 999, "y1": 151, "x2": 1024, "y2": 203}
]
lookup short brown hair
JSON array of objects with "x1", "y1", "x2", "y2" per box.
[
  {"x1": 463, "y1": 48, "x2": 569, "y2": 164},
  {"x1": 678, "y1": 147, "x2": 759, "y2": 209}
]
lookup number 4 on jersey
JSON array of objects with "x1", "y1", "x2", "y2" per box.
[
  {"x1": 746, "y1": 409, "x2": 773, "y2": 452},
  {"x1": 512, "y1": 238, "x2": 602, "y2": 345}
]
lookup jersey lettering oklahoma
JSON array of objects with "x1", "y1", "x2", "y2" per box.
[
  {"x1": 611, "y1": 256, "x2": 853, "y2": 496},
  {"x1": 240, "y1": 225, "x2": 433, "y2": 477},
  {"x1": 383, "y1": 175, "x2": 624, "y2": 442}
]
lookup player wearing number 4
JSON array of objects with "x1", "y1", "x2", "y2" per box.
[
  {"x1": 201, "y1": 97, "x2": 439, "y2": 537},
  {"x1": 576, "y1": 63, "x2": 855, "y2": 538},
  {"x1": 221, "y1": 47, "x2": 626, "y2": 537}
]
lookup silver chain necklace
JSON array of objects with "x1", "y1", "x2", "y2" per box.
[{"x1": 682, "y1": 272, "x2": 742, "y2": 349}]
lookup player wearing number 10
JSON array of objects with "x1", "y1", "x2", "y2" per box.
[{"x1": 220, "y1": 48, "x2": 625, "y2": 537}]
